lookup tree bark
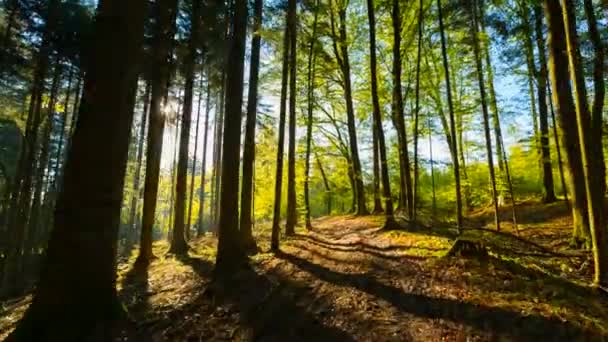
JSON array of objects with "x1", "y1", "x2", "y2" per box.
[
  {"x1": 215, "y1": 0, "x2": 248, "y2": 274},
  {"x1": 240, "y1": 0, "x2": 263, "y2": 250},
  {"x1": 271, "y1": 20, "x2": 291, "y2": 252},
  {"x1": 285, "y1": 0, "x2": 298, "y2": 235},
  {"x1": 7, "y1": 0, "x2": 146, "y2": 338},
  {"x1": 136, "y1": 0, "x2": 178, "y2": 266},
  {"x1": 437, "y1": 0, "x2": 463, "y2": 230},
  {"x1": 187, "y1": 75, "x2": 203, "y2": 239},
  {"x1": 197, "y1": 79, "x2": 211, "y2": 235}
]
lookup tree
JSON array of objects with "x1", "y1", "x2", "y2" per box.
[
  {"x1": 240, "y1": 0, "x2": 263, "y2": 251},
  {"x1": 285, "y1": 0, "x2": 298, "y2": 235},
  {"x1": 215, "y1": 0, "x2": 248, "y2": 274},
  {"x1": 329, "y1": 0, "x2": 368, "y2": 216},
  {"x1": 437, "y1": 0, "x2": 463, "y2": 231},
  {"x1": 544, "y1": 0, "x2": 608, "y2": 286},
  {"x1": 7, "y1": 0, "x2": 147, "y2": 338},
  {"x1": 171, "y1": 0, "x2": 202, "y2": 255},
  {"x1": 136, "y1": 0, "x2": 179, "y2": 266}
]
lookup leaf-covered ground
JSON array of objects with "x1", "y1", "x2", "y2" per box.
[{"x1": 2, "y1": 200, "x2": 608, "y2": 341}]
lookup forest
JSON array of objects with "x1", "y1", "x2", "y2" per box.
[{"x1": 0, "y1": 0, "x2": 608, "y2": 340}]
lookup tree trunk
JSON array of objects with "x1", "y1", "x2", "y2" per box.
[
  {"x1": 329, "y1": 0, "x2": 368, "y2": 216},
  {"x1": 304, "y1": 0, "x2": 319, "y2": 229},
  {"x1": 560, "y1": 0, "x2": 608, "y2": 286},
  {"x1": 412, "y1": 0, "x2": 423, "y2": 223},
  {"x1": 285, "y1": 0, "x2": 298, "y2": 235},
  {"x1": 187, "y1": 75, "x2": 203, "y2": 239},
  {"x1": 471, "y1": 0, "x2": 500, "y2": 231},
  {"x1": 533, "y1": 5, "x2": 557, "y2": 203},
  {"x1": 391, "y1": 0, "x2": 413, "y2": 218},
  {"x1": 547, "y1": 84, "x2": 569, "y2": 209},
  {"x1": 197, "y1": 79, "x2": 211, "y2": 235},
  {"x1": 367, "y1": 0, "x2": 397, "y2": 228},
  {"x1": 136, "y1": 0, "x2": 178, "y2": 266},
  {"x1": 437, "y1": 0, "x2": 463, "y2": 231},
  {"x1": 315, "y1": 153, "x2": 332, "y2": 215},
  {"x1": 215, "y1": 0, "x2": 248, "y2": 274},
  {"x1": 171, "y1": 0, "x2": 201, "y2": 255},
  {"x1": 271, "y1": 20, "x2": 291, "y2": 252},
  {"x1": 372, "y1": 117, "x2": 383, "y2": 214},
  {"x1": 545, "y1": 0, "x2": 607, "y2": 286},
  {"x1": 240, "y1": 0, "x2": 263, "y2": 250},
  {"x1": 7, "y1": 0, "x2": 146, "y2": 338}
]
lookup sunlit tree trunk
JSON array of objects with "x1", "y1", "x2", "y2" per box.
[
  {"x1": 187, "y1": 76, "x2": 203, "y2": 239},
  {"x1": 7, "y1": 0, "x2": 146, "y2": 338},
  {"x1": 136, "y1": 0, "x2": 178, "y2": 266},
  {"x1": 215, "y1": 0, "x2": 248, "y2": 274},
  {"x1": 240, "y1": 0, "x2": 263, "y2": 250},
  {"x1": 304, "y1": 0, "x2": 319, "y2": 229},
  {"x1": 437, "y1": 0, "x2": 463, "y2": 231},
  {"x1": 271, "y1": 19, "x2": 291, "y2": 252},
  {"x1": 412, "y1": 0, "x2": 423, "y2": 223},
  {"x1": 197, "y1": 79, "x2": 211, "y2": 235}
]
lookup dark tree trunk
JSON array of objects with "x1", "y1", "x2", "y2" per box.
[
  {"x1": 303, "y1": 0, "x2": 319, "y2": 229},
  {"x1": 412, "y1": 0, "x2": 423, "y2": 223},
  {"x1": 471, "y1": 0, "x2": 500, "y2": 231},
  {"x1": 545, "y1": 0, "x2": 608, "y2": 286},
  {"x1": 329, "y1": 0, "x2": 367, "y2": 216},
  {"x1": 547, "y1": 84, "x2": 569, "y2": 210},
  {"x1": 437, "y1": 0, "x2": 463, "y2": 231},
  {"x1": 187, "y1": 75, "x2": 203, "y2": 239},
  {"x1": 315, "y1": 153, "x2": 332, "y2": 215},
  {"x1": 127, "y1": 81, "x2": 151, "y2": 248},
  {"x1": 391, "y1": 0, "x2": 413, "y2": 218},
  {"x1": 7, "y1": 0, "x2": 146, "y2": 338},
  {"x1": 197, "y1": 79, "x2": 211, "y2": 235},
  {"x1": 171, "y1": 0, "x2": 201, "y2": 254},
  {"x1": 136, "y1": 0, "x2": 178, "y2": 266},
  {"x1": 367, "y1": 0, "x2": 396, "y2": 228},
  {"x1": 215, "y1": 0, "x2": 248, "y2": 274},
  {"x1": 285, "y1": 0, "x2": 298, "y2": 235},
  {"x1": 533, "y1": 6, "x2": 556, "y2": 203},
  {"x1": 240, "y1": 0, "x2": 263, "y2": 250},
  {"x1": 271, "y1": 20, "x2": 291, "y2": 252}
]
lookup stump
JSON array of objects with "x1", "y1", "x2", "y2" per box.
[{"x1": 445, "y1": 238, "x2": 488, "y2": 258}]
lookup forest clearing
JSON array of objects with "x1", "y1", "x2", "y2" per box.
[
  {"x1": 1, "y1": 0, "x2": 608, "y2": 340},
  {"x1": 3, "y1": 202, "x2": 608, "y2": 340}
]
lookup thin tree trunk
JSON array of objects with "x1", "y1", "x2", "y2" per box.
[
  {"x1": 136, "y1": 0, "x2": 178, "y2": 266},
  {"x1": 412, "y1": 0, "x2": 423, "y2": 223},
  {"x1": 547, "y1": 83, "x2": 569, "y2": 210},
  {"x1": 240, "y1": 0, "x2": 263, "y2": 250},
  {"x1": 534, "y1": 5, "x2": 557, "y2": 203},
  {"x1": 428, "y1": 117, "x2": 437, "y2": 219},
  {"x1": 285, "y1": 0, "x2": 298, "y2": 235},
  {"x1": 437, "y1": 0, "x2": 463, "y2": 231},
  {"x1": 215, "y1": 0, "x2": 248, "y2": 274},
  {"x1": 271, "y1": 20, "x2": 291, "y2": 252},
  {"x1": 187, "y1": 75, "x2": 203, "y2": 239},
  {"x1": 8, "y1": 0, "x2": 146, "y2": 338},
  {"x1": 315, "y1": 152, "x2": 332, "y2": 215},
  {"x1": 171, "y1": 0, "x2": 201, "y2": 254},
  {"x1": 471, "y1": 0, "x2": 500, "y2": 231},
  {"x1": 372, "y1": 118, "x2": 383, "y2": 214},
  {"x1": 304, "y1": 0, "x2": 319, "y2": 229},
  {"x1": 197, "y1": 79, "x2": 211, "y2": 235}
]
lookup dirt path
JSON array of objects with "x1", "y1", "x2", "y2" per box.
[{"x1": 2, "y1": 212, "x2": 608, "y2": 341}]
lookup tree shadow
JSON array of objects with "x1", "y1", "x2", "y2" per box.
[
  {"x1": 276, "y1": 251, "x2": 605, "y2": 340},
  {"x1": 292, "y1": 237, "x2": 428, "y2": 262}
]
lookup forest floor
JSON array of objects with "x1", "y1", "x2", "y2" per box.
[{"x1": 2, "y1": 200, "x2": 608, "y2": 341}]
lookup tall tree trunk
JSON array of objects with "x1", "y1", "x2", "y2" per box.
[
  {"x1": 127, "y1": 81, "x2": 150, "y2": 249},
  {"x1": 271, "y1": 20, "x2": 291, "y2": 252},
  {"x1": 437, "y1": 0, "x2": 463, "y2": 231},
  {"x1": 304, "y1": 0, "x2": 319, "y2": 229},
  {"x1": 391, "y1": 0, "x2": 413, "y2": 218},
  {"x1": 367, "y1": 0, "x2": 397, "y2": 228},
  {"x1": 329, "y1": 0, "x2": 368, "y2": 215},
  {"x1": 7, "y1": 0, "x2": 146, "y2": 338},
  {"x1": 187, "y1": 75, "x2": 203, "y2": 239},
  {"x1": 315, "y1": 153, "x2": 332, "y2": 215},
  {"x1": 547, "y1": 84, "x2": 569, "y2": 210},
  {"x1": 240, "y1": 0, "x2": 263, "y2": 250},
  {"x1": 136, "y1": 0, "x2": 178, "y2": 266},
  {"x1": 171, "y1": 0, "x2": 201, "y2": 254},
  {"x1": 197, "y1": 79, "x2": 211, "y2": 235},
  {"x1": 533, "y1": 6, "x2": 557, "y2": 203},
  {"x1": 560, "y1": 0, "x2": 608, "y2": 286},
  {"x1": 412, "y1": 0, "x2": 423, "y2": 223},
  {"x1": 428, "y1": 117, "x2": 437, "y2": 218},
  {"x1": 471, "y1": 0, "x2": 500, "y2": 231},
  {"x1": 215, "y1": 0, "x2": 248, "y2": 274},
  {"x1": 371, "y1": 119, "x2": 383, "y2": 214},
  {"x1": 285, "y1": 0, "x2": 298, "y2": 235},
  {"x1": 212, "y1": 82, "x2": 225, "y2": 229},
  {"x1": 168, "y1": 108, "x2": 181, "y2": 240},
  {"x1": 583, "y1": 0, "x2": 605, "y2": 196}
]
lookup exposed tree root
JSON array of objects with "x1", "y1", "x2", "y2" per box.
[{"x1": 445, "y1": 238, "x2": 488, "y2": 258}]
